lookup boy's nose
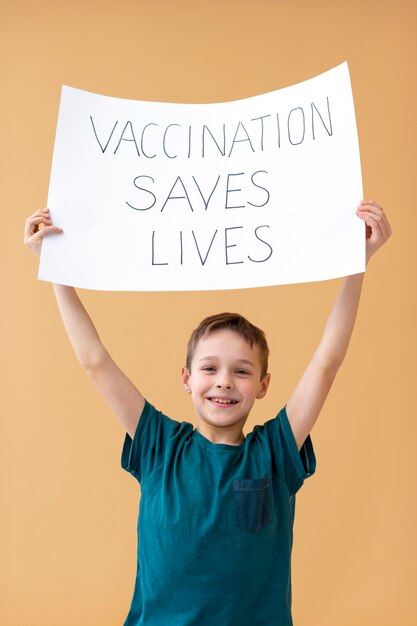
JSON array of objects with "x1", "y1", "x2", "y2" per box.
[{"x1": 215, "y1": 378, "x2": 233, "y2": 389}]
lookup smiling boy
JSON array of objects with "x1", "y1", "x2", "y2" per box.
[
  {"x1": 182, "y1": 313, "x2": 271, "y2": 445},
  {"x1": 25, "y1": 200, "x2": 391, "y2": 625}
]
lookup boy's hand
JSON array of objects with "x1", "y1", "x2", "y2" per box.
[
  {"x1": 24, "y1": 208, "x2": 63, "y2": 257},
  {"x1": 356, "y1": 200, "x2": 392, "y2": 264}
]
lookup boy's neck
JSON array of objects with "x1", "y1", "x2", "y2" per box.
[{"x1": 196, "y1": 421, "x2": 245, "y2": 446}]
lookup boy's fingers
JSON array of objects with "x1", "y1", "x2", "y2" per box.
[
  {"x1": 24, "y1": 219, "x2": 42, "y2": 242},
  {"x1": 359, "y1": 214, "x2": 388, "y2": 240},
  {"x1": 24, "y1": 209, "x2": 62, "y2": 256},
  {"x1": 356, "y1": 206, "x2": 391, "y2": 240},
  {"x1": 26, "y1": 208, "x2": 50, "y2": 222},
  {"x1": 25, "y1": 213, "x2": 48, "y2": 228},
  {"x1": 359, "y1": 203, "x2": 391, "y2": 236},
  {"x1": 27, "y1": 226, "x2": 63, "y2": 247},
  {"x1": 36, "y1": 225, "x2": 63, "y2": 237},
  {"x1": 358, "y1": 202, "x2": 384, "y2": 217},
  {"x1": 361, "y1": 214, "x2": 391, "y2": 245},
  {"x1": 24, "y1": 211, "x2": 60, "y2": 243},
  {"x1": 29, "y1": 216, "x2": 52, "y2": 228},
  {"x1": 360, "y1": 199, "x2": 383, "y2": 210},
  {"x1": 356, "y1": 200, "x2": 391, "y2": 262}
]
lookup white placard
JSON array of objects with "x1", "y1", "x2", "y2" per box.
[{"x1": 39, "y1": 62, "x2": 364, "y2": 291}]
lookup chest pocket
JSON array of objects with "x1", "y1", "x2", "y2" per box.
[{"x1": 233, "y1": 476, "x2": 271, "y2": 534}]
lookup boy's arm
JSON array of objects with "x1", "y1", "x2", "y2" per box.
[
  {"x1": 286, "y1": 200, "x2": 391, "y2": 450},
  {"x1": 52, "y1": 284, "x2": 145, "y2": 438},
  {"x1": 24, "y1": 208, "x2": 145, "y2": 439}
]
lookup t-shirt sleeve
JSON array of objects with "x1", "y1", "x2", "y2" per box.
[
  {"x1": 121, "y1": 400, "x2": 191, "y2": 484},
  {"x1": 264, "y1": 406, "x2": 316, "y2": 496}
]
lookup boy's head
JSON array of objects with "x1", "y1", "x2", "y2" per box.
[
  {"x1": 183, "y1": 313, "x2": 271, "y2": 442},
  {"x1": 186, "y1": 312, "x2": 269, "y2": 380}
]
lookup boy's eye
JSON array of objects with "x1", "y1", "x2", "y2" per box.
[
  {"x1": 236, "y1": 369, "x2": 250, "y2": 375},
  {"x1": 202, "y1": 366, "x2": 216, "y2": 372}
]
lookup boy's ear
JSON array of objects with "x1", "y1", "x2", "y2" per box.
[
  {"x1": 182, "y1": 366, "x2": 191, "y2": 394},
  {"x1": 256, "y1": 373, "x2": 271, "y2": 399}
]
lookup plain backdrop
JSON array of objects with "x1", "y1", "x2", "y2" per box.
[{"x1": 1, "y1": 1, "x2": 416, "y2": 625}]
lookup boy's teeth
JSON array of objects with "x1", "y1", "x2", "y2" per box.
[{"x1": 212, "y1": 398, "x2": 235, "y2": 404}]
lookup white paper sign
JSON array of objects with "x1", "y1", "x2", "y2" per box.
[{"x1": 39, "y1": 62, "x2": 364, "y2": 291}]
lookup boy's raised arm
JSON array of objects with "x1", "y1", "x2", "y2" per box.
[
  {"x1": 286, "y1": 200, "x2": 391, "y2": 450},
  {"x1": 24, "y1": 208, "x2": 145, "y2": 439}
]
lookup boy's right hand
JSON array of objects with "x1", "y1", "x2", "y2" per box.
[{"x1": 24, "y1": 208, "x2": 63, "y2": 257}]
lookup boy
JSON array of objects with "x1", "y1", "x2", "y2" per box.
[{"x1": 24, "y1": 200, "x2": 391, "y2": 625}]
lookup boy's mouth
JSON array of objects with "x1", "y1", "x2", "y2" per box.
[{"x1": 207, "y1": 397, "x2": 238, "y2": 405}]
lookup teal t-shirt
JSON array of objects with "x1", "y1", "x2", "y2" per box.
[{"x1": 121, "y1": 401, "x2": 316, "y2": 626}]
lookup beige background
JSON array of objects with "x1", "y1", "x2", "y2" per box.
[{"x1": 1, "y1": 1, "x2": 416, "y2": 625}]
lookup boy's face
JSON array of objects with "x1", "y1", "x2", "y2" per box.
[{"x1": 182, "y1": 329, "x2": 270, "y2": 443}]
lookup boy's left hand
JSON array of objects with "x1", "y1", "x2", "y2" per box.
[{"x1": 356, "y1": 199, "x2": 392, "y2": 264}]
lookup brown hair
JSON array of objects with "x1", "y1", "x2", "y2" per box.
[{"x1": 186, "y1": 312, "x2": 269, "y2": 379}]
